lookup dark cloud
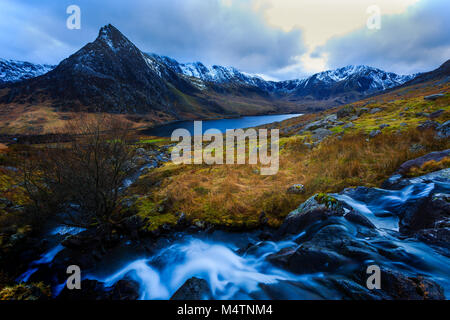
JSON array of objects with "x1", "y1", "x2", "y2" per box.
[
  {"x1": 316, "y1": 0, "x2": 450, "y2": 75},
  {"x1": 0, "y1": 0, "x2": 306, "y2": 78}
]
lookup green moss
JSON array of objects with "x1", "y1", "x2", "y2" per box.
[
  {"x1": 315, "y1": 193, "x2": 340, "y2": 209},
  {"x1": 0, "y1": 283, "x2": 51, "y2": 300}
]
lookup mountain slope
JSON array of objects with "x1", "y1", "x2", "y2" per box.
[
  {"x1": 0, "y1": 24, "x2": 438, "y2": 136},
  {"x1": 0, "y1": 59, "x2": 54, "y2": 84},
  {"x1": 147, "y1": 53, "x2": 415, "y2": 106}
]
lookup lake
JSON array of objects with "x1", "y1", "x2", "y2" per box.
[{"x1": 143, "y1": 114, "x2": 303, "y2": 137}]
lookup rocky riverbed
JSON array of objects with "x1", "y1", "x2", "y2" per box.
[{"x1": 10, "y1": 150, "x2": 449, "y2": 300}]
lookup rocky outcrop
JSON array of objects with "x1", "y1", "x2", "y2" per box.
[{"x1": 397, "y1": 149, "x2": 450, "y2": 175}]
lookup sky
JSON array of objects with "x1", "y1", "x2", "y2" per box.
[{"x1": 0, "y1": 0, "x2": 448, "y2": 81}]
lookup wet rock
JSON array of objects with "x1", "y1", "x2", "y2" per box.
[
  {"x1": 58, "y1": 278, "x2": 140, "y2": 300},
  {"x1": 400, "y1": 192, "x2": 450, "y2": 234},
  {"x1": 275, "y1": 194, "x2": 345, "y2": 237},
  {"x1": 380, "y1": 269, "x2": 445, "y2": 300},
  {"x1": 110, "y1": 279, "x2": 140, "y2": 300},
  {"x1": 58, "y1": 279, "x2": 110, "y2": 300},
  {"x1": 61, "y1": 229, "x2": 102, "y2": 251},
  {"x1": 326, "y1": 278, "x2": 381, "y2": 300},
  {"x1": 396, "y1": 149, "x2": 450, "y2": 175},
  {"x1": 344, "y1": 211, "x2": 376, "y2": 229},
  {"x1": 285, "y1": 246, "x2": 349, "y2": 275},
  {"x1": 170, "y1": 277, "x2": 212, "y2": 300},
  {"x1": 287, "y1": 184, "x2": 305, "y2": 194}
]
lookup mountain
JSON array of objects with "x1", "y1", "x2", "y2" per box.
[
  {"x1": 274, "y1": 65, "x2": 416, "y2": 104},
  {"x1": 0, "y1": 59, "x2": 54, "y2": 84},
  {"x1": 0, "y1": 25, "x2": 290, "y2": 119},
  {"x1": 403, "y1": 59, "x2": 450, "y2": 86},
  {"x1": 0, "y1": 24, "x2": 425, "y2": 129},
  {"x1": 147, "y1": 53, "x2": 415, "y2": 105}
]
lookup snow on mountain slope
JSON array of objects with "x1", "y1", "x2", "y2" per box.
[
  {"x1": 145, "y1": 53, "x2": 269, "y2": 89},
  {"x1": 145, "y1": 53, "x2": 415, "y2": 96},
  {"x1": 0, "y1": 59, "x2": 54, "y2": 84}
]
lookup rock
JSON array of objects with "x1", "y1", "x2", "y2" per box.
[
  {"x1": 369, "y1": 108, "x2": 382, "y2": 114},
  {"x1": 170, "y1": 277, "x2": 212, "y2": 300},
  {"x1": 349, "y1": 116, "x2": 359, "y2": 121},
  {"x1": 343, "y1": 123, "x2": 355, "y2": 129},
  {"x1": 344, "y1": 211, "x2": 376, "y2": 229},
  {"x1": 429, "y1": 109, "x2": 444, "y2": 119},
  {"x1": 417, "y1": 228, "x2": 450, "y2": 247},
  {"x1": 311, "y1": 128, "x2": 333, "y2": 142},
  {"x1": 424, "y1": 94, "x2": 445, "y2": 101},
  {"x1": 326, "y1": 278, "x2": 381, "y2": 300},
  {"x1": 417, "y1": 120, "x2": 439, "y2": 131},
  {"x1": 396, "y1": 149, "x2": 450, "y2": 175},
  {"x1": 409, "y1": 144, "x2": 424, "y2": 153},
  {"x1": 337, "y1": 106, "x2": 356, "y2": 119},
  {"x1": 287, "y1": 184, "x2": 305, "y2": 194},
  {"x1": 121, "y1": 215, "x2": 145, "y2": 239},
  {"x1": 357, "y1": 108, "x2": 369, "y2": 116},
  {"x1": 110, "y1": 279, "x2": 140, "y2": 300},
  {"x1": 436, "y1": 120, "x2": 450, "y2": 138},
  {"x1": 58, "y1": 280, "x2": 109, "y2": 300},
  {"x1": 380, "y1": 269, "x2": 445, "y2": 300},
  {"x1": 58, "y1": 278, "x2": 140, "y2": 300},
  {"x1": 275, "y1": 194, "x2": 345, "y2": 237},
  {"x1": 61, "y1": 229, "x2": 102, "y2": 251},
  {"x1": 284, "y1": 246, "x2": 349, "y2": 274},
  {"x1": 399, "y1": 192, "x2": 450, "y2": 234},
  {"x1": 379, "y1": 124, "x2": 390, "y2": 129},
  {"x1": 369, "y1": 130, "x2": 381, "y2": 138}
]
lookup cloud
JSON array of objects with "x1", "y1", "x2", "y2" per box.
[
  {"x1": 315, "y1": 0, "x2": 450, "y2": 75},
  {"x1": 0, "y1": 0, "x2": 306, "y2": 79}
]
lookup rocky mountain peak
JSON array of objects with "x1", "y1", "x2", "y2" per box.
[{"x1": 95, "y1": 24, "x2": 135, "y2": 52}]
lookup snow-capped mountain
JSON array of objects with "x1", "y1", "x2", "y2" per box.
[
  {"x1": 145, "y1": 53, "x2": 415, "y2": 98},
  {"x1": 0, "y1": 59, "x2": 54, "y2": 84},
  {"x1": 1, "y1": 24, "x2": 423, "y2": 119},
  {"x1": 145, "y1": 53, "x2": 270, "y2": 89}
]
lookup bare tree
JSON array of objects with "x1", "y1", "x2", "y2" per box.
[{"x1": 21, "y1": 115, "x2": 137, "y2": 232}]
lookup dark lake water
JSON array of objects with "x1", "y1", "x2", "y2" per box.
[{"x1": 144, "y1": 114, "x2": 303, "y2": 137}]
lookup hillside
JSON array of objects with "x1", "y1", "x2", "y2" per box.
[{"x1": 0, "y1": 24, "x2": 429, "y2": 135}]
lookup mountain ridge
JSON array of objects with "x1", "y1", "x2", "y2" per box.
[{"x1": 1, "y1": 24, "x2": 446, "y2": 126}]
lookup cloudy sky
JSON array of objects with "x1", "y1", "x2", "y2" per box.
[{"x1": 0, "y1": 0, "x2": 448, "y2": 80}]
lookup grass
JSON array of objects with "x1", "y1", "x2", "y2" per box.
[
  {"x1": 127, "y1": 127, "x2": 449, "y2": 231},
  {"x1": 125, "y1": 81, "x2": 449, "y2": 231}
]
